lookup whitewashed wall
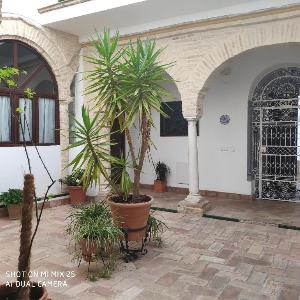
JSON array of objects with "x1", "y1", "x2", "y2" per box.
[
  {"x1": 135, "y1": 44, "x2": 300, "y2": 195},
  {"x1": 0, "y1": 146, "x2": 62, "y2": 197},
  {"x1": 129, "y1": 76, "x2": 187, "y2": 189}
]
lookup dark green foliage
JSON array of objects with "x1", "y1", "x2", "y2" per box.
[
  {"x1": 111, "y1": 156, "x2": 132, "y2": 201},
  {"x1": 154, "y1": 161, "x2": 170, "y2": 182},
  {"x1": 66, "y1": 106, "x2": 118, "y2": 188},
  {"x1": 0, "y1": 189, "x2": 23, "y2": 205},
  {"x1": 66, "y1": 202, "x2": 122, "y2": 257},
  {"x1": 59, "y1": 169, "x2": 84, "y2": 186},
  {"x1": 148, "y1": 213, "x2": 168, "y2": 247}
]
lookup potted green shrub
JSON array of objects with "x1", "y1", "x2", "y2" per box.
[
  {"x1": 66, "y1": 202, "x2": 122, "y2": 276},
  {"x1": 60, "y1": 169, "x2": 86, "y2": 205},
  {"x1": 68, "y1": 30, "x2": 173, "y2": 245},
  {"x1": 0, "y1": 188, "x2": 23, "y2": 219},
  {"x1": 153, "y1": 161, "x2": 170, "y2": 193}
]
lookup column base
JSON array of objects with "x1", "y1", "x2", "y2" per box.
[{"x1": 177, "y1": 194, "x2": 211, "y2": 215}]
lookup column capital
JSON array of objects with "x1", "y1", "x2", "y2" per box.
[{"x1": 185, "y1": 116, "x2": 200, "y2": 122}]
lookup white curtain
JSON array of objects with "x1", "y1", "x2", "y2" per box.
[
  {"x1": 39, "y1": 98, "x2": 55, "y2": 143},
  {"x1": 0, "y1": 96, "x2": 11, "y2": 142},
  {"x1": 19, "y1": 98, "x2": 33, "y2": 142}
]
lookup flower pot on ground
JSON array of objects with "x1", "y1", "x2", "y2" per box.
[
  {"x1": 66, "y1": 202, "x2": 121, "y2": 275},
  {"x1": 0, "y1": 188, "x2": 23, "y2": 220},
  {"x1": 153, "y1": 161, "x2": 170, "y2": 193},
  {"x1": 68, "y1": 186, "x2": 86, "y2": 205},
  {"x1": 60, "y1": 169, "x2": 86, "y2": 205},
  {"x1": 153, "y1": 180, "x2": 166, "y2": 193},
  {"x1": 67, "y1": 30, "x2": 173, "y2": 251},
  {"x1": 7, "y1": 203, "x2": 22, "y2": 220}
]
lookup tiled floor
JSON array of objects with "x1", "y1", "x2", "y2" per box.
[
  {"x1": 1, "y1": 204, "x2": 300, "y2": 299},
  {"x1": 145, "y1": 189, "x2": 300, "y2": 227}
]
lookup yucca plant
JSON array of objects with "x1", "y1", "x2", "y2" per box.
[
  {"x1": 68, "y1": 106, "x2": 119, "y2": 188},
  {"x1": 68, "y1": 29, "x2": 173, "y2": 200}
]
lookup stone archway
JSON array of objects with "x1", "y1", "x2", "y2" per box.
[
  {"x1": 193, "y1": 21, "x2": 300, "y2": 118},
  {"x1": 0, "y1": 16, "x2": 80, "y2": 177}
]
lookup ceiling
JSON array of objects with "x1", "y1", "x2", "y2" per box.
[{"x1": 41, "y1": 0, "x2": 300, "y2": 42}]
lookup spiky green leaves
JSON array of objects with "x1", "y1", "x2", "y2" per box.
[
  {"x1": 67, "y1": 106, "x2": 118, "y2": 188},
  {"x1": 70, "y1": 29, "x2": 174, "y2": 197},
  {"x1": 86, "y1": 29, "x2": 173, "y2": 131}
]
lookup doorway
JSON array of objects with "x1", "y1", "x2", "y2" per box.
[{"x1": 249, "y1": 67, "x2": 300, "y2": 201}]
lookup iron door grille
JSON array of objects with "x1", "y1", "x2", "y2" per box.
[{"x1": 251, "y1": 97, "x2": 299, "y2": 201}]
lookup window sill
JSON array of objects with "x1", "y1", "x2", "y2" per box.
[{"x1": 0, "y1": 143, "x2": 60, "y2": 147}]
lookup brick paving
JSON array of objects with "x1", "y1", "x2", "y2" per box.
[
  {"x1": 147, "y1": 189, "x2": 300, "y2": 227},
  {"x1": 0, "y1": 205, "x2": 300, "y2": 299}
]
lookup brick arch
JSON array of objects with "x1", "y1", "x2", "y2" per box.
[
  {"x1": 0, "y1": 16, "x2": 80, "y2": 177},
  {"x1": 0, "y1": 17, "x2": 79, "y2": 101},
  {"x1": 187, "y1": 21, "x2": 300, "y2": 118}
]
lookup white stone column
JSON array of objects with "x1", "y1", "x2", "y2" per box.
[
  {"x1": 187, "y1": 117, "x2": 200, "y2": 197},
  {"x1": 177, "y1": 116, "x2": 211, "y2": 214},
  {"x1": 74, "y1": 49, "x2": 84, "y2": 120}
]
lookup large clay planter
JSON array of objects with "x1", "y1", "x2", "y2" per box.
[
  {"x1": 7, "y1": 204, "x2": 22, "y2": 220},
  {"x1": 68, "y1": 186, "x2": 86, "y2": 205},
  {"x1": 108, "y1": 197, "x2": 153, "y2": 241},
  {"x1": 0, "y1": 282, "x2": 48, "y2": 300},
  {"x1": 80, "y1": 239, "x2": 99, "y2": 262},
  {"x1": 153, "y1": 180, "x2": 167, "y2": 193}
]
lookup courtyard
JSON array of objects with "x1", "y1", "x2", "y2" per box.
[
  {"x1": 150, "y1": 189, "x2": 300, "y2": 228},
  {"x1": 2, "y1": 1, "x2": 300, "y2": 300},
  {"x1": 1, "y1": 204, "x2": 300, "y2": 300}
]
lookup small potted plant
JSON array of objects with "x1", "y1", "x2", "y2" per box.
[
  {"x1": 66, "y1": 202, "x2": 122, "y2": 277},
  {"x1": 60, "y1": 169, "x2": 86, "y2": 205},
  {"x1": 154, "y1": 161, "x2": 170, "y2": 193},
  {"x1": 0, "y1": 188, "x2": 23, "y2": 219}
]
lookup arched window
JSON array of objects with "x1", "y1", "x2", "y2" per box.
[{"x1": 0, "y1": 40, "x2": 59, "y2": 146}]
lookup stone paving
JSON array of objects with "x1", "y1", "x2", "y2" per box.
[
  {"x1": 147, "y1": 189, "x2": 300, "y2": 227},
  {"x1": 0, "y1": 205, "x2": 300, "y2": 299}
]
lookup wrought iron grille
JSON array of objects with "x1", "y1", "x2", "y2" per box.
[{"x1": 250, "y1": 67, "x2": 300, "y2": 201}]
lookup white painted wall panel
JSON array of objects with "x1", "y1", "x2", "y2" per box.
[
  {"x1": 135, "y1": 44, "x2": 300, "y2": 195},
  {"x1": 0, "y1": 146, "x2": 62, "y2": 197}
]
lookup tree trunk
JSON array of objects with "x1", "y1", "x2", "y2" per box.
[
  {"x1": 132, "y1": 169, "x2": 141, "y2": 197},
  {"x1": 125, "y1": 128, "x2": 137, "y2": 168},
  {"x1": 18, "y1": 174, "x2": 34, "y2": 300},
  {"x1": 132, "y1": 113, "x2": 151, "y2": 198}
]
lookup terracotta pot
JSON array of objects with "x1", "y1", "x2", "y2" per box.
[
  {"x1": 7, "y1": 204, "x2": 22, "y2": 220},
  {"x1": 153, "y1": 180, "x2": 167, "y2": 193},
  {"x1": 68, "y1": 186, "x2": 86, "y2": 205},
  {"x1": 0, "y1": 282, "x2": 48, "y2": 300},
  {"x1": 108, "y1": 197, "x2": 153, "y2": 241},
  {"x1": 80, "y1": 239, "x2": 100, "y2": 262}
]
